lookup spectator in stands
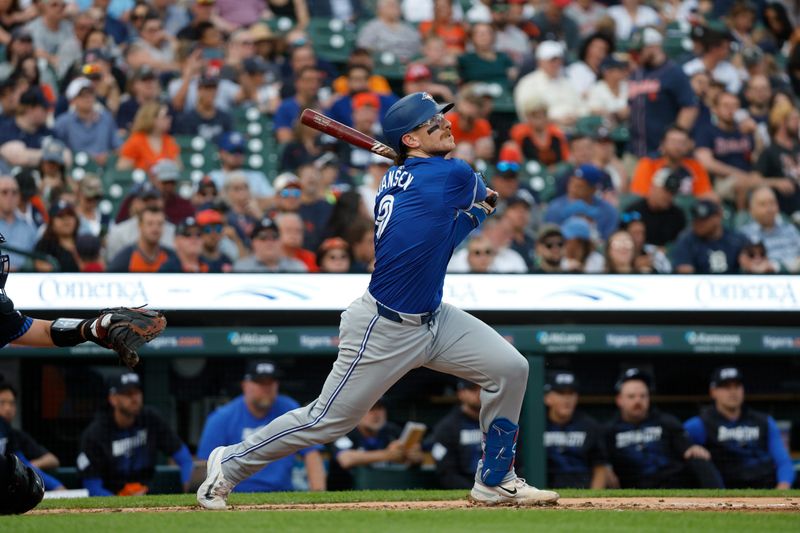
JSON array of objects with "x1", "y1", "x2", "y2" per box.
[
  {"x1": 604, "y1": 230, "x2": 639, "y2": 274},
  {"x1": 448, "y1": 217, "x2": 527, "y2": 273},
  {"x1": 169, "y1": 51, "x2": 238, "y2": 114},
  {"x1": 619, "y1": 211, "x2": 671, "y2": 273},
  {"x1": 38, "y1": 139, "x2": 69, "y2": 200},
  {"x1": 588, "y1": 54, "x2": 630, "y2": 124},
  {"x1": 76, "y1": 233, "x2": 105, "y2": 272},
  {"x1": 560, "y1": 216, "x2": 603, "y2": 273},
  {"x1": 684, "y1": 23, "x2": 742, "y2": 95},
  {"x1": 148, "y1": 159, "x2": 195, "y2": 224},
  {"x1": 157, "y1": 216, "x2": 213, "y2": 272},
  {"x1": 280, "y1": 120, "x2": 324, "y2": 173},
  {"x1": 510, "y1": 97, "x2": 569, "y2": 170},
  {"x1": 208, "y1": 132, "x2": 273, "y2": 209},
  {"x1": 198, "y1": 360, "x2": 324, "y2": 492},
  {"x1": 545, "y1": 164, "x2": 618, "y2": 239},
  {"x1": 532, "y1": 224, "x2": 565, "y2": 273},
  {"x1": 565, "y1": 0, "x2": 607, "y2": 38},
  {"x1": 684, "y1": 367, "x2": 795, "y2": 489},
  {"x1": 150, "y1": 0, "x2": 191, "y2": 36},
  {"x1": 418, "y1": 0, "x2": 466, "y2": 54},
  {"x1": 419, "y1": 35, "x2": 460, "y2": 93},
  {"x1": 108, "y1": 206, "x2": 178, "y2": 272},
  {"x1": 403, "y1": 62, "x2": 454, "y2": 104},
  {"x1": 740, "y1": 186, "x2": 800, "y2": 273},
  {"x1": 693, "y1": 91, "x2": 759, "y2": 207},
  {"x1": 345, "y1": 216, "x2": 375, "y2": 272},
  {"x1": 13, "y1": 168, "x2": 46, "y2": 230},
  {"x1": 461, "y1": 234, "x2": 496, "y2": 274},
  {"x1": 75, "y1": 174, "x2": 110, "y2": 238},
  {"x1": 754, "y1": 99, "x2": 800, "y2": 216},
  {"x1": 428, "y1": 380, "x2": 482, "y2": 489},
  {"x1": 177, "y1": 0, "x2": 226, "y2": 42},
  {"x1": 332, "y1": 48, "x2": 392, "y2": 97},
  {"x1": 544, "y1": 370, "x2": 609, "y2": 488},
  {"x1": 106, "y1": 183, "x2": 176, "y2": 259},
  {"x1": 531, "y1": 0, "x2": 581, "y2": 52},
  {"x1": 491, "y1": 0, "x2": 530, "y2": 66},
  {"x1": 458, "y1": 23, "x2": 516, "y2": 92},
  {"x1": 627, "y1": 27, "x2": 698, "y2": 157},
  {"x1": 233, "y1": 216, "x2": 307, "y2": 272},
  {"x1": 53, "y1": 77, "x2": 121, "y2": 168},
  {"x1": 327, "y1": 65, "x2": 398, "y2": 128},
  {"x1": 0, "y1": 87, "x2": 53, "y2": 168},
  {"x1": 74, "y1": 48, "x2": 123, "y2": 117},
  {"x1": 277, "y1": 211, "x2": 317, "y2": 272},
  {"x1": 78, "y1": 372, "x2": 193, "y2": 496},
  {"x1": 743, "y1": 74, "x2": 772, "y2": 146},
  {"x1": 275, "y1": 66, "x2": 321, "y2": 144},
  {"x1": 272, "y1": 172, "x2": 303, "y2": 215},
  {"x1": 117, "y1": 102, "x2": 180, "y2": 171},
  {"x1": 738, "y1": 237, "x2": 779, "y2": 274},
  {"x1": 0, "y1": 76, "x2": 25, "y2": 124},
  {"x1": 233, "y1": 56, "x2": 278, "y2": 113},
  {"x1": 605, "y1": 368, "x2": 722, "y2": 489},
  {"x1": 566, "y1": 32, "x2": 612, "y2": 100},
  {"x1": 630, "y1": 125, "x2": 714, "y2": 199},
  {"x1": 552, "y1": 132, "x2": 603, "y2": 197},
  {"x1": 222, "y1": 173, "x2": 261, "y2": 247},
  {"x1": 591, "y1": 127, "x2": 625, "y2": 197},
  {"x1": 32, "y1": 200, "x2": 80, "y2": 272},
  {"x1": 357, "y1": 0, "x2": 420, "y2": 63},
  {"x1": 173, "y1": 71, "x2": 233, "y2": 143},
  {"x1": 329, "y1": 397, "x2": 420, "y2": 490},
  {"x1": 514, "y1": 41, "x2": 583, "y2": 128},
  {"x1": 504, "y1": 193, "x2": 536, "y2": 270},
  {"x1": 336, "y1": 93, "x2": 387, "y2": 178},
  {"x1": 25, "y1": 0, "x2": 74, "y2": 72},
  {"x1": 298, "y1": 163, "x2": 334, "y2": 252},
  {"x1": 316, "y1": 237, "x2": 352, "y2": 273},
  {"x1": 441, "y1": 88, "x2": 489, "y2": 148},
  {"x1": 627, "y1": 170, "x2": 687, "y2": 247},
  {"x1": 671, "y1": 199, "x2": 747, "y2": 274},
  {"x1": 195, "y1": 208, "x2": 235, "y2": 271},
  {"x1": 279, "y1": 42, "x2": 335, "y2": 100},
  {"x1": 607, "y1": 0, "x2": 659, "y2": 41},
  {"x1": 490, "y1": 145, "x2": 527, "y2": 206},
  {"x1": 125, "y1": 14, "x2": 179, "y2": 73},
  {"x1": 116, "y1": 66, "x2": 160, "y2": 134}
]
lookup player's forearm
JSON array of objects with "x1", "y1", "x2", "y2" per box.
[
  {"x1": 590, "y1": 465, "x2": 608, "y2": 489},
  {"x1": 12, "y1": 319, "x2": 56, "y2": 348},
  {"x1": 676, "y1": 106, "x2": 698, "y2": 131},
  {"x1": 304, "y1": 451, "x2": 326, "y2": 491},
  {"x1": 30, "y1": 453, "x2": 60, "y2": 470},
  {"x1": 337, "y1": 449, "x2": 393, "y2": 469}
]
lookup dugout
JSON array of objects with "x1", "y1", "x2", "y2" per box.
[{"x1": 2, "y1": 273, "x2": 799, "y2": 489}]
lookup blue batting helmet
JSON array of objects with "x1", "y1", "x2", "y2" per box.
[{"x1": 382, "y1": 92, "x2": 454, "y2": 151}]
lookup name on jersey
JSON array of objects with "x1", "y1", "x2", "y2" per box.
[
  {"x1": 628, "y1": 79, "x2": 661, "y2": 99},
  {"x1": 718, "y1": 425, "x2": 760, "y2": 443},
  {"x1": 460, "y1": 429, "x2": 482, "y2": 446},
  {"x1": 713, "y1": 137, "x2": 752, "y2": 157},
  {"x1": 615, "y1": 426, "x2": 663, "y2": 448},
  {"x1": 378, "y1": 168, "x2": 415, "y2": 194},
  {"x1": 112, "y1": 429, "x2": 148, "y2": 457},
  {"x1": 544, "y1": 431, "x2": 586, "y2": 448}
]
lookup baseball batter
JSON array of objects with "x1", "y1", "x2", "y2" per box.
[{"x1": 198, "y1": 92, "x2": 559, "y2": 508}]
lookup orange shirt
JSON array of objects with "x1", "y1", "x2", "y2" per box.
[
  {"x1": 509, "y1": 123, "x2": 570, "y2": 167},
  {"x1": 446, "y1": 112, "x2": 492, "y2": 144},
  {"x1": 419, "y1": 21, "x2": 467, "y2": 52},
  {"x1": 630, "y1": 157, "x2": 713, "y2": 197},
  {"x1": 332, "y1": 75, "x2": 392, "y2": 96},
  {"x1": 119, "y1": 132, "x2": 180, "y2": 170}
]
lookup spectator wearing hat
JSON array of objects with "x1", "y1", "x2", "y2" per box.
[
  {"x1": 332, "y1": 92, "x2": 388, "y2": 178},
  {"x1": 192, "y1": 175, "x2": 219, "y2": 210},
  {"x1": 157, "y1": 216, "x2": 213, "y2": 272},
  {"x1": 276, "y1": 211, "x2": 317, "y2": 272},
  {"x1": 148, "y1": 159, "x2": 195, "y2": 225},
  {"x1": 33, "y1": 200, "x2": 80, "y2": 272},
  {"x1": 275, "y1": 66, "x2": 323, "y2": 144},
  {"x1": 504, "y1": 192, "x2": 537, "y2": 270},
  {"x1": 108, "y1": 206, "x2": 178, "y2": 272},
  {"x1": 316, "y1": 237, "x2": 352, "y2": 272},
  {"x1": 233, "y1": 56, "x2": 278, "y2": 112},
  {"x1": 117, "y1": 102, "x2": 180, "y2": 171},
  {"x1": 513, "y1": 40, "x2": 583, "y2": 128},
  {"x1": 737, "y1": 237, "x2": 779, "y2": 274},
  {"x1": 607, "y1": 0, "x2": 659, "y2": 40},
  {"x1": 604, "y1": 368, "x2": 722, "y2": 489},
  {"x1": 740, "y1": 186, "x2": 800, "y2": 272},
  {"x1": 168, "y1": 50, "x2": 240, "y2": 114},
  {"x1": 75, "y1": 174, "x2": 111, "y2": 238},
  {"x1": 62, "y1": 48, "x2": 123, "y2": 117},
  {"x1": 38, "y1": 138, "x2": 70, "y2": 197},
  {"x1": 531, "y1": 0, "x2": 581, "y2": 52},
  {"x1": 403, "y1": 62, "x2": 454, "y2": 106},
  {"x1": 445, "y1": 87, "x2": 492, "y2": 147},
  {"x1": 545, "y1": 164, "x2": 618, "y2": 239},
  {"x1": 76, "y1": 233, "x2": 104, "y2": 272},
  {"x1": 670, "y1": 199, "x2": 748, "y2": 274},
  {"x1": 357, "y1": 0, "x2": 421, "y2": 63},
  {"x1": 627, "y1": 27, "x2": 698, "y2": 158},
  {"x1": 588, "y1": 54, "x2": 630, "y2": 123},
  {"x1": 458, "y1": 23, "x2": 516, "y2": 92},
  {"x1": 208, "y1": 132, "x2": 273, "y2": 209},
  {"x1": 233, "y1": 217, "x2": 308, "y2": 272},
  {"x1": 630, "y1": 124, "x2": 714, "y2": 199},
  {"x1": 0, "y1": 175, "x2": 36, "y2": 270},
  {"x1": 490, "y1": 145, "x2": 528, "y2": 205},
  {"x1": 532, "y1": 224, "x2": 565, "y2": 273},
  {"x1": 510, "y1": 97, "x2": 569, "y2": 170},
  {"x1": 0, "y1": 87, "x2": 53, "y2": 168},
  {"x1": 195, "y1": 208, "x2": 235, "y2": 271},
  {"x1": 13, "y1": 167, "x2": 46, "y2": 230},
  {"x1": 560, "y1": 216, "x2": 604, "y2": 273},
  {"x1": 627, "y1": 169, "x2": 687, "y2": 247},
  {"x1": 221, "y1": 172, "x2": 261, "y2": 247},
  {"x1": 544, "y1": 371, "x2": 609, "y2": 489},
  {"x1": 198, "y1": 359, "x2": 326, "y2": 492},
  {"x1": 684, "y1": 22, "x2": 742, "y2": 95},
  {"x1": 427, "y1": 380, "x2": 483, "y2": 489},
  {"x1": 566, "y1": 32, "x2": 613, "y2": 100},
  {"x1": 272, "y1": 172, "x2": 303, "y2": 215},
  {"x1": 552, "y1": 132, "x2": 610, "y2": 197},
  {"x1": 618, "y1": 210, "x2": 672, "y2": 273},
  {"x1": 116, "y1": 66, "x2": 161, "y2": 134},
  {"x1": 685, "y1": 367, "x2": 795, "y2": 489},
  {"x1": 297, "y1": 163, "x2": 335, "y2": 252},
  {"x1": 327, "y1": 65, "x2": 399, "y2": 128},
  {"x1": 78, "y1": 372, "x2": 193, "y2": 496},
  {"x1": 173, "y1": 71, "x2": 233, "y2": 144},
  {"x1": 53, "y1": 77, "x2": 121, "y2": 168},
  {"x1": 105, "y1": 184, "x2": 177, "y2": 261},
  {"x1": 754, "y1": 98, "x2": 800, "y2": 216}
]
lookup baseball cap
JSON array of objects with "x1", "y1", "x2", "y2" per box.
[
  {"x1": 199, "y1": 70, "x2": 220, "y2": 87},
  {"x1": 48, "y1": 199, "x2": 75, "y2": 219},
  {"x1": 614, "y1": 367, "x2": 653, "y2": 393},
  {"x1": 79, "y1": 174, "x2": 104, "y2": 198},
  {"x1": 13, "y1": 168, "x2": 38, "y2": 200},
  {"x1": 405, "y1": 63, "x2": 432, "y2": 82},
  {"x1": 691, "y1": 199, "x2": 721, "y2": 220},
  {"x1": 561, "y1": 216, "x2": 591, "y2": 240},
  {"x1": 629, "y1": 27, "x2": 663, "y2": 50},
  {"x1": 218, "y1": 131, "x2": 246, "y2": 153},
  {"x1": 600, "y1": 54, "x2": 628, "y2": 72},
  {"x1": 318, "y1": 236, "x2": 348, "y2": 254},
  {"x1": 19, "y1": 86, "x2": 48, "y2": 108},
  {"x1": 176, "y1": 216, "x2": 199, "y2": 236},
  {"x1": 11, "y1": 27, "x2": 32, "y2": 41},
  {"x1": 273, "y1": 172, "x2": 302, "y2": 192},
  {"x1": 573, "y1": 164, "x2": 603, "y2": 186},
  {"x1": 536, "y1": 40, "x2": 564, "y2": 62},
  {"x1": 132, "y1": 182, "x2": 161, "y2": 199},
  {"x1": 352, "y1": 91, "x2": 380, "y2": 110},
  {"x1": 544, "y1": 370, "x2": 579, "y2": 393},
  {"x1": 151, "y1": 159, "x2": 181, "y2": 182},
  {"x1": 196, "y1": 208, "x2": 223, "y2": 226},
  {"x1": 249, "y1": 22, "x2": 275, "y2": 42},
  {"x1": 562, "y1": 199, "x2": 600, "y2": 221},
  {"x1": 132, "y1": 65, "x2": 157, "y2": 81},
  {"x1": 710, "y1": 366, "x2": 743, "y2": 388},
  {"x1": 244, "y1": 360, "x2": 282, "y2": 381},
  {"x1": 66, "y1": 77, "x2": 94, "y2": 100},
  {"x1": 250, "y1": 216, "x2": 279, "y2": 240},
  {"x1": 506, "y1": 191, "x2": 534, "y2": 209},
  {"x1": 242, "y1": 56, "x2": 269, "y2": 75},
  {"x1": 41, "y1": 139, "x2": 66, "y2": 165},
  {"x1": 498, "y1": 144, "x2": 522, "y2": 165},
  {"x1": 108, "y1": 372, "x2": 142, "y2": 394},
  {"x1": 651, "y1": 167, "x2": 682, "y2": 194},
  {"x1": 537, "y1": 223, "x2": 563, "y2": 242}
]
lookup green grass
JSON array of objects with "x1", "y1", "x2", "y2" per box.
[
  {"x1": 33, "y1": 488, "x2": 800, "y2": 511},
  {"x1": 3, "y1": 509, "x2": 799, "y2": 533}
]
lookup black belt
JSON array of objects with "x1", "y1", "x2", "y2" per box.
[{"x1": 376, "y1": 301, "x2": 433, "y2": 326}]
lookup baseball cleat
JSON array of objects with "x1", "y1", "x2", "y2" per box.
[
  {"x1": 468, "y1": 477, "x2": 560, "y2": 506},
  {"x1": 197, "y1": 446, "x2": 234, "y2": 510}
]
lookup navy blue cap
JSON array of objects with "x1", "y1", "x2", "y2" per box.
[
  {"x1": 108, "y1": 372, "x2": 142, "y2": 394},
  {"x1": 243, "y1": 56, "x2": 269, "y2": 74},
  {"x1": 710, "y1": 367, "x2": 743, "y2": 387},
  {"x1": 691, "y1": 199, "x2": 721, "y2": 220},
  {"x1": 544, "y1": 370, "x2": 579, "y2": 392},
  {"x1": 382, "y1": 92, "x2": 454, "y2": 150},
  {"x1": 614, "y1": 368, "x2": 653, "y2": 393},
  {"x1": 244, "y1": 360, "x2": 282, "y2": 381},
  {"x1": 218, "y1": 131, "x2": 246, "y2": 153},
  {"x1": 20, "y1": 86, "x2": 48, "y2": 108}
]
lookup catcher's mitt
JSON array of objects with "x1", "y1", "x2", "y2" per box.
[{"x1": 85, "y1": 307, "x2": 167, "y2": 368}]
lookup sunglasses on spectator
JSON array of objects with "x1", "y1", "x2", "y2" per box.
[
  {"x1": 469, "y1": 248, "x2": 494, "y2": 256},
  {"x1": 496, "y1": 161, "x2": 520, "y2": 173},
  {"x1": 202, "y1": 223, "x2": 223, "y2": 234},
  {"x1": 541, "y1": 239, "x2": 564, "y2": 249},
  {"x1": 620, "y1": 211, "x2": 642, "y2": 224},
  {"x1": 280, "y1": 188, "x2": 302, "y2": 198}
]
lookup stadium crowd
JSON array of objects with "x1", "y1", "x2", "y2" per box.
[{"x1": 0, "y1": 0, "x2": 797, "y2": 274}]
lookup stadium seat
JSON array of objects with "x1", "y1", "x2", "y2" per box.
[{"x1": 308, "y1": 18, "x2": 359, "y2": 64}]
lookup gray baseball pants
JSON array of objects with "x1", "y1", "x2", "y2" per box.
[{"x1": 220, "y1": 290, "x2": 529, "y2": 485}]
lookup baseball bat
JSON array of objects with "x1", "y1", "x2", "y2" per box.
[{"x1": 300, "y1": 109, "x2": 397, "y2": 161}]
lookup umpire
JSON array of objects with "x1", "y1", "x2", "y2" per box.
[{"x1": 684, "y1": 367, "x2": 796, "y2": 489}]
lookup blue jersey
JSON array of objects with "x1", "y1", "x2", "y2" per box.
[
  {"x1": 670, "y1": 228, "x2": 746, "y2": 274},
  {"x1": 545, "y1": 411, "x2": 607, "y2": 489},
  {"x1": 197, "y1": 395, "x2": 322, "y2": 493},
  {"x1": 693, "y1": 120, "x2": 753, "y2": 171},
  {"x1": 368, "y1": 157, "x2": 487, "y2": 314}
]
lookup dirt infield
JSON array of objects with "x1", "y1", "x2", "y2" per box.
[{"x1": 30, "y1": 497, "x2": 800, "y2": 514}]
